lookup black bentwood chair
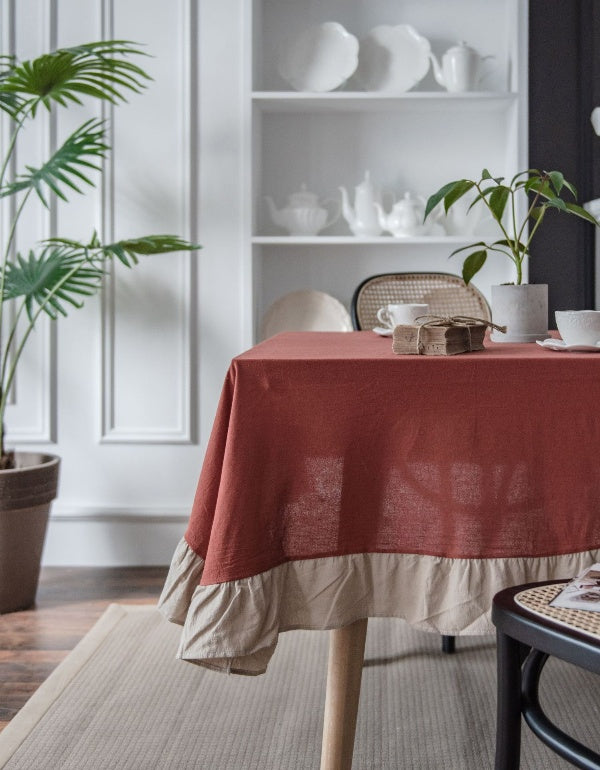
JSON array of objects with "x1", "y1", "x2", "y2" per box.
[{"x1": 492, "y1": 581, "x2": 600, "y2": 770}]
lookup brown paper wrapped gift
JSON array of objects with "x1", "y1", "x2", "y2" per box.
[{"x1": 392, "y1": 316, "x2": 507, "y2": 356}]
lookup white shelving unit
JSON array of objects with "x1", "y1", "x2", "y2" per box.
[{"x1": 246, "y1": 0, "x2": 528, "y2": 342}]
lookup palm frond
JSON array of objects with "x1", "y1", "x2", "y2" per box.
[
  {"x1": 0, "y1": 54, "x2": 25, "y2": 117},
  {"x1": 0, "y1": 118, "x2": 108, "y2": 206},
  {"x1": 101, "y1": 235, "x2": 202, "y2": 266},
  {"x1": 49, "y1": 233, "x2": 201, "y2": 268},
  {"x1": 0, "y1": 40, "x2": 151, "y2": 117},
  {"x1": 2, "y1": 245, "x2": 105, "y2": 320}
]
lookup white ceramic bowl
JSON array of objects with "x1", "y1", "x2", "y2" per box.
[{"x1": 555, "y1": 310, "x2": 600, "y2": 347}]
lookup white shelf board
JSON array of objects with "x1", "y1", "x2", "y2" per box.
[
  {"x1": 253, "y1": 235, "x2": 494, "y2": 245},
  {"x1": 252, "y1": 91, "x2": 518, "y2": 113}
]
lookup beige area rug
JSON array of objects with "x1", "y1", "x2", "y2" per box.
[{"x1": 0, "y1": 605, "x2": 598, "y2": 769}]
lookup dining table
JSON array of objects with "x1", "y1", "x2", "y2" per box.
[{"x1": 158, "y1": 330, "x2": 600, "y2": 770}]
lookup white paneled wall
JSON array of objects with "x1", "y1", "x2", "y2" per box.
[{"x1": 1, "y1": 0, "x2": 247, "y2": 564}]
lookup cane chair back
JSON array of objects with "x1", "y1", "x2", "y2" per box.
[{"x1": 351, "y1": 272, "x2": 491, "y2": 330}]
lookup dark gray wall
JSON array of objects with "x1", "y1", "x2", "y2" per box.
[{"x1": 528, "y1": 0, "x2": 600, "y2": 324}]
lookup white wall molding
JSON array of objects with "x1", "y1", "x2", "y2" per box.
[
  {"x1": 43, "y1": 508, "x2": 188, "y2": 566},
  {"x1": 3, "y1": 0, "x2": 57, "y2": 445},
  {"x1": 99, "y1": 0, "x2": 198, "y2": 445},
  {"x1": 5, "y1": 0, "x2": 243, "y2": 566},
  {"x1": 50, "y1": 505, "x2": 189, "y2": 522}
]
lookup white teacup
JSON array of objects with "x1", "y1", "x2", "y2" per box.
[
  {"x1": 376, "y1": 303, "x2": 429, "y2": 329},
  {"x1": 555, "y1": 310, "x2": 600, "y2": 347}
]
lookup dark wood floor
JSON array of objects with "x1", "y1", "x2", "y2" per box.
[{"x1": 0, "y1": 566, "x2": 168, "y2": 732}]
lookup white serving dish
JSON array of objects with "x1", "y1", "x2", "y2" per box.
[
  {"x1": 536, "y1": 338, "x2": 600, "y2": 353},
  {"x1": 277, "y1": 22, "x2": 359, "y2": 92},
  {"x1": 354, "y1": 24, "x2": 431, "y2": 92}
]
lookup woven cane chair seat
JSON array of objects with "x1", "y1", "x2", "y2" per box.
[
  {"x1": 351, "y1": 272, "x2": 491, "y2": 330},
  {"x1": 492, "y1": 581, "x2": 600, "y2": 769},
  {"x1": 515, "y1": 583, "x2": 600, "y2": 640}
]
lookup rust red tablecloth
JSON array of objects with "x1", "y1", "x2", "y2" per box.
[{"x1": 159, "y1": 332, "x2": 600, "y2": 673}]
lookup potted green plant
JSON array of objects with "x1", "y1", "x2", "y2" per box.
[
  {"x1": 0, "y1": 41, "x2": 199, "y2": 613},
  {"x1": 424, "y1": 169, "x2": 599, "y2": 342}
]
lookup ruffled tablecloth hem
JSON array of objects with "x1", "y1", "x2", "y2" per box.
[{"x1": 157, "y1": 537, "x2": 600, "y2": 675}]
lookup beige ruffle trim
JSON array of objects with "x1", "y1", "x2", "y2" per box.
[{"x1": 158, "y1": 537, "x2": 600, "y2": 675}]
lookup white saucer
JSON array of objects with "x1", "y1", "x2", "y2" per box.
[
  {"x1": 373, "y1": 326, "x2": 393, "y2": 337},
  {"x1": 536, "y1": 338, "x2": 600, "y2": 352}
]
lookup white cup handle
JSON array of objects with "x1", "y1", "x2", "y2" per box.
[{"x1": 377, "y1": 307, "x2": 391, "y2": 327}]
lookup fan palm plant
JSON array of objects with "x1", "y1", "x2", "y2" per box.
[{"x1": 0, "y1": 41, "x2": 199, "y2": 468}]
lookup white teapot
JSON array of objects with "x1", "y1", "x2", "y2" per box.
[
  {"x1": 265, "y1": 185, "x2": 338, "y2": 236},
  {"x1": 429, "y1": 41, "x2": 489, "y2": 93},
  {"x1": 374, "y1": 192, "x2": 427, "y2": 237},
  {"x1": 339, "y1": 171, "x2": 382, "y2": 237},
  {"x1": 441, "y1": 195, "x2": 484, "y2": 236}
]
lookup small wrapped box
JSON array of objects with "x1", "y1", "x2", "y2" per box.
[{"x1": 392, "y1": 317, "x2": 493, "y2": 356}]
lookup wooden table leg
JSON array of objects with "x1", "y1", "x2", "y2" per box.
[{"x1": 320, "y1": 618, "x2": 368, "y2": 770}]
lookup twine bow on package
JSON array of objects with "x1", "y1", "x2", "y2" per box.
[{"x1": 392, "y1": 315, "x2": 507, "y2": 356}]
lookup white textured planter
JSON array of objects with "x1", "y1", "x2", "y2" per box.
[{"x1": 490, "y1": 284, "x2": 548, "y2": 343}]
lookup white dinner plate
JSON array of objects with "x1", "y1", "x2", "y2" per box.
[
  {"x1": 278, "y1": 22, "x2": 359, "y2": 92},
  {"x1": 260, "y1": 290, "x2": 353, "y2": 340},
  {"x1": 536, "y1": 338, "x2": 600, "y2": 352},
  {"x1": 354, "y1": 24, "x2": 431, "y2": 92}
]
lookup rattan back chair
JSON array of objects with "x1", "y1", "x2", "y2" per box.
[
  {"x1": 351, "y1": 272, "x2": 491, "y2": 330},
  {"x1": 351, "y1": 271, "x2": 491, "y2": 657}
]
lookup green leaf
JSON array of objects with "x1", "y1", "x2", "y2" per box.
[
  {"x1": 547, "y1": 171, "x2": 564, "y2": 195},
  {"x1": 481, "y1": 169, "x2": 492, "y2": 179},
  {"x1": 494, "y1": 238, "x2": 528, "y2": 254},
  {"x1": 48, "y1": 234, "x2": 201, "y2": 269},
  {"x1": 488, "y1": 186, "x2": 510, "y2": 222},
  {"x1": 525, "y1": 177, "x2": 552, "y2": 198},
  {"x1": 2, "y1": 245, "x2": 105, "y2": 320},
  {"x1": 564, "y1": 201, "x2": 600, "y2": 225},
  {"x1": 0, "y1": 55, "x2": 25, "y2": 117},
  {"x1": 545, "y1": 197, "x2": 568, "y2": 211},
  {"x1": 468, "y1": 186, "x2": 500, "y2": 210},
  {"x1": 98, "y1": 235, "x2": 201, "y2": 267},
  {"x1": 0, "y1": 41, "x2": 151, "y2": 117},
  {"x1": 561, "y1": 178, "x2": 578, "y2": 198},
  {"x1": 529, "y1": 205, "x2": 545, "y2": 222},
  {"x1": 0, "y1": 118, "x2": 107, "y2": 206},
  {"x1": 442, "y1": 180, "x2": 475, "y2": 213},
  {"x1": 449, "y1": 241, "x2": 487, "y2": 257},
  {"x1": 461, "y1": 250, "x2": 487, "y2": 285},
  {"x1": 510, "y1": 169, "x2": 540, "y2": 186},
  {"x1": 424, "y1": 180, "x2": 462, "y2": 220}
]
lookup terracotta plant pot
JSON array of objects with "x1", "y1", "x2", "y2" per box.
[
  {"x1": 490, "y1": 284, "x2": 548, "y2": 343},
  {"x1": 0, "y1": 452, "x2": 60, "y2": 613}
]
